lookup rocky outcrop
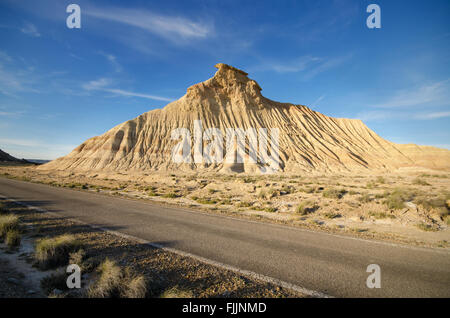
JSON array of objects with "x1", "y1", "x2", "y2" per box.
[{"x1": 40, "y1": 64, "x2": 450, "y2": 173}]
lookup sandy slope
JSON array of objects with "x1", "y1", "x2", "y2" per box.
[{"x1": 40, "y1": 64, "x2": 450, "y2": 173}]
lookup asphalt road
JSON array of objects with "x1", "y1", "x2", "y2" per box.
[{"x1": 1, "y1": 177, "x2": 449, "y2": 297}]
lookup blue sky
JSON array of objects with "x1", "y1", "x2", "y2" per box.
[{"x1": 0, "y1": 0, "x2": 449, "y2": 159}]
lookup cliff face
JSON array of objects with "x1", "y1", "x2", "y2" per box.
[{"x1": 40, "y1": 63, "x2": 450, "y2": 173}]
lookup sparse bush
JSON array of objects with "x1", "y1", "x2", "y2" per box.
[
  {"x1": 415, "y1": 222, "x2": 438, "y2": 232},
  {"x1": 35, "y1": 234, "x2": 81, "y2": 269},
  {"x1": 163, "y1": 192, "x2": 177, "y2": 198},
  {"x1": 376, "y1": 176, "x2": 386, "y2": 184},
  {"x1": 195, "y1": 197, "x2": 217, "y2": 204},
  {"x1": 412, "y1": 178, "x2": 430, "y2": 186},
  {"x1": 0, "y1": 214, "x2": 19, "y2": 240},
  {"x1": 368, "y1": 211, "x2": 396, "y2": 219},
  {"x1": 5, "y1": 229, "x2": 21, "y2": 248},
  {"x1": 257, "y1": 189, "x2": 267, "y2": 199},
  {"x1": 358, "y1": 193, "x2": 372, "y2": 203},
  {"x1": 415, "y1": 197, "x2": 447, "y2": 212},
  {"x1": 264, "y1": 207, "x2": 277, "y2": 213},
  {"x1": 237, "y1": 201, "x2": 253, "y2": 208},
  {"x1": 88, "y1": 259, "x2": 147, "y2": 298},
  {"x1": 281, "y1": 184, "x2": 294, "y2": 194},
  {"x1": 296, "y1": 201, "x2": 316, "y2": 215},
  {"x1": 384, "y1": 189, "x2": 414, "y2": 210},
  {"x1": 69, "y1": 249, "x2": 86, "y2": 267},
  {"x1": 323, "y1": 212, "x2": 341, "y2": 219},
  {"x1": 322, "y1": 188, "x2": 346, "y2": 199},
  {"x1": 366, "y1": 181, "x2": 377, "y2": 189},
  {"x1": 160, "y1": 286, "x2": 193, "y2": 298}
]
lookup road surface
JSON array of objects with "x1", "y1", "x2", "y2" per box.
[{"x1": 0, "y1": 177, "x2": 449, "y2": 297}]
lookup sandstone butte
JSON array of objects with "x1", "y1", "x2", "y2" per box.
[{"x1": 40, "y1": 63, "x2": 450, "y2": 174}]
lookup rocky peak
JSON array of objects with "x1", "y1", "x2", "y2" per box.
[{"x1": 186, "y1": 64, "x2": 262, "y2": 100}]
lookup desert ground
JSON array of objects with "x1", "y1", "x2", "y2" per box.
[
  {"x1": 1, "y1": 165, "x2": 449, "y2": 248},
  {"x1": 0, "y1": 188, "x2": 301, "y2": 298}
]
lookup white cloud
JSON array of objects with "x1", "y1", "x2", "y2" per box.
[
  {"x1": 415, "y1": 111, "x2": 450, "y2": 120},
  {"x1": 20, "y1": 22, "x2": 41, "y2": 37},
  {"x1": 372, "y1": 80, "x2": 450, "y2": 108},
  {"x1": 103, "y1": 88, "x2": 174, "y2": 102},
  {"x1": 82, "y1": 78, "x2": 112, "y2": 91},
  {"x1": 0, "y1": 110, "x2": 25, "y2": 117},
  {"x1": 356, "y1": 110, "x2": 450, "y2": 122},
  {"x1": 254, "y1": 54, "x2": 351, "y2": 79},
  {"x1": 82, "y1": 78, "x2": 174, "y2": 102},
  {"x1": 85, "y1": 6, "x2": 212, "y2": 44},
  {"x1": 98, "y1": 52, "x2": 122, "y2": 72}
]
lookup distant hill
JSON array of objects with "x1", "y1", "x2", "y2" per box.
[
  {"x1": 25, "y1": 159, "x2": 50, "y2": 164},
  {"x1": 0, "y1": 149, "x2": 30, "y2": 164}
]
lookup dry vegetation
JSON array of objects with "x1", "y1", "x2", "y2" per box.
[
  {"x1": 1, "y1": 165, "x2": 450, "y2": 247},
  {"x1": 0, "y1": 198, "x2": 303, "y2": 298}
]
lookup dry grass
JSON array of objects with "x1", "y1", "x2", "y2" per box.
[
  {"x1": 87, "y1": 258, "x2": 147, "y2": 298},
  {"x1": 0, "y1": 214, "x2": 19, "y2": 241},
  {"x1": 368, "y1": 211, "x2": 396, "y2": 219},
  {"x1": 35, "y1": 234, "x2": 81, "y2": 269},
  {"x1": 5, "y1": 229, "x2": 21, "y2": 248},
  {"x1": 415, "y1": 222, "x2": 438, "y2": 232},
  {"x1": 160, "y1": 286, "x2": 193, "y2": 298},
  {"x1": 296, "y1": 201, "x2": 315, "y2": 215},
  {"x1": 322, "y1": 188, "x2": 346, "y2": 199}
]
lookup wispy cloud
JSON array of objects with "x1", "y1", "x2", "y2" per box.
[
  {"x1": 82, "y1": 78, "x2": 174, "y2": 102},
  {"x1": 98, "y1": 52, "x2": 122, "y2": 72},
  {"x1": 85, "y1": 6, "x2": 213, "y2": 44},
  {"x1": 0, "y1": 110, "x2": 25, "y2": 118},
  {"x1": 414, "y1": 111, "x2": 450, "y2": 120},
  {"x1": 312, "y1": 95, "x2": 326, "y2": 106},
  {"x1": 20, "y1": 22, "x2": 41, "y2": 37},
  {"x1": 357, "y1": 110, "x2": 450, "y2": 122},
  {"x1": 253, "y1": 54, "x2": 351, "y2": 79},
  {"x1": 357, "y1": 80, "x2": 450, "y2": 122},
  {"x1": 371, "y1": 80, "x2": 450, "y2": 108}
]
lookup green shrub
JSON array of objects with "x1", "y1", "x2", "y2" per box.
[{"x1": 35, "y1": 234, "x2": 81, "y2": 269}]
